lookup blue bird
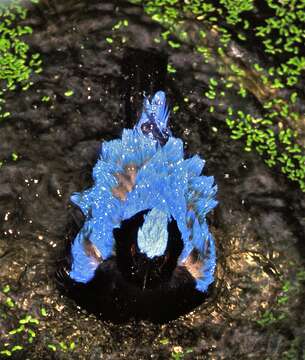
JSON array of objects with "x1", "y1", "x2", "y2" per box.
[{"x1": 58, "y1": 91, "x2": 217, "y2": 322}]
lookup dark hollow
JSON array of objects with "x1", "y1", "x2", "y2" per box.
[{"x1": 57, "y1": 209, "x2": 208, "y2": 323}]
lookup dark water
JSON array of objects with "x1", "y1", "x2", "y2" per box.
[{"x1": 0, "y1": 0, "x2": 305, "y2": 359}]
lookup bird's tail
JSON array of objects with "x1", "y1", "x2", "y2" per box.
[{"x1": 134, "y1": 91, "x2": 172, "y2": 145}]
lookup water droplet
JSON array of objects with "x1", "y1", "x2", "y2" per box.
[{"x1": 183, "y1": 128, "x2": 191, "y2": 136}]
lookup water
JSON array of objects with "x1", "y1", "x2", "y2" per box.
[{"x1": 0, "y1": 0, "x2": 304, "y2": 358}]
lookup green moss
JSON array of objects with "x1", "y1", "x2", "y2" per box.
[
  {"x1": 219, "y1": 0, "x2": 254, "y2": 25},
  {"x1": 0, "y1": 0, "x2": 42, "y2": 120}
]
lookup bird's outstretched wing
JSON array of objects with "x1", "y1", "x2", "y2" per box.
[{"x1": 68, "y1": 91, "x2": 217, "y2": 294}]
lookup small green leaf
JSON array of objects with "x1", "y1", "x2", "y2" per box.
[
  {"x1": 254, "y1": 63, "x2": 263, "y2": 72},
  {"x1": 277, "y1": 296, "x2": 288, "y2": 304},
  {"x1": 160, "y1": 338, "x2": 169, "y2": 345},
  {"x1": 167, "y1": 64, "x2": 176, "y2": 74},
  {"x1": 106, "y1": 37, "x2": 113, "y2": 44},
  {"x1": 29, "y1": 317, "x2": 39, "y2": 324},
  {"x1": 282, "y1": 280, "x2": 291, "y2": 292},
  {"x1": 11, "y1": 345, "x2": 23, "y2": 352},
  {"x1": 19, "y1": 315, "x2": 31, "y2": 324},
  {"x1": 5, "y1": 297, "x2": 14, "y2": 308},
  {"x1": 0, "y1": 350, "x2": 12, "y2": 357},
  {"x1": 41, "y1": 96, "x2": 50, "y2": 102},
  {"x1": 205, "y1": 90, "x2": 216, "y2": 100},
  {"x1": 3, "y1": 112, "x2": 11, "y2": 118},
  {"x1": 209, "y1": 78, "x2": 218, "y2": 87},
  {"x1": 112, "y1": 21, "x2": 122, "y2": 30},
  {"x1": 237, "y1": 33, "x2": 246, "y2": 41},
  {"x1": 2, "y1": 285, "x2": 10, "y2": 293},
  {"x1": 40, "y1": 307, "x2": 47, "y2": 316},
  {"x1": 168, "y1": 40, "x2": 180, "y2": 48},
  {"x1": 64, "y1": 90, "x2": 74, "y2": 97},
  {"x1": 59, "y1": 341, "x2": 68, "y2": 351},
  {"x1": 290, "y1": 92, "x2": 298, "y2": 104},
  {"x1": 28, "y1": 329, "x2": 36, "y2": 338},
  {"x1": 47, "y1": 344, "x2": 57, "y2": 352}
]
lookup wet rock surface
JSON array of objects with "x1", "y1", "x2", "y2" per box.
[{"x1": 0, "y1": 0, "x2": 304, "y2": 359}]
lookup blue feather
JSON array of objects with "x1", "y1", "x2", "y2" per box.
[
  {"x1": 69, "y1": 91, "x2": 217, "y2": 294},
  {"x1": 137, "y1": 208, "x2": 169, "y2": 258}
]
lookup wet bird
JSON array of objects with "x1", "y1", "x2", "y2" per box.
[{"x1": 57, "y1": 91, "x2": 217, "y2": 322}]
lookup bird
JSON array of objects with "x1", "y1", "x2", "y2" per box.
[{"x1": 57, "y1": 91, "x2": 218, "y2": 323}]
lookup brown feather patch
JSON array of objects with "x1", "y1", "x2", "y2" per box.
[
  {"x1": 182, "y1": 248, "x2": 203, "y2": 279},
  {"x1": 84, "y1": 238, "x2": 102, "y2": 264},
  {"x1": 112, "y1": 164, "x2": 137, "y2": 201}
]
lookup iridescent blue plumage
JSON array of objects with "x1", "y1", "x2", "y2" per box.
[
  {"x1": 69, "y1": 91, "x2": 217, "y2": 293},
  {"x1": 135, "y1": 91, "x2": 171, "y2": 143}
]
